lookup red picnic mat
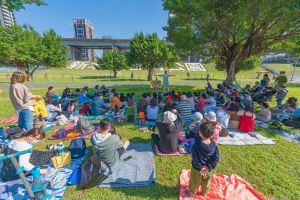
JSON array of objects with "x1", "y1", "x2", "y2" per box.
[
  {"x1": 179, "y1": 169, "x2": 269, "y2": 200},
  {"x1": 0, "y1": 115, "x2": 18, "y2": 124}
]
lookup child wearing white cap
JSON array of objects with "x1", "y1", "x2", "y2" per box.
[{"x1": 201, "y1": 111, "x2": 222, "y2": 144}]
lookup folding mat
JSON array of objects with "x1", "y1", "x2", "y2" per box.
[
  {"x1": 179, "y1": 169, "x2": 270, "y2": 200},
  {"x1": 275, "y1": 129, "x2": 300, "y2": 143},
  {"x1": 99, "y1": 143, "x2": 156, "y2": 187},
  {"x1": 218, "y1": 130, "x2": 275, "y2": 145}
]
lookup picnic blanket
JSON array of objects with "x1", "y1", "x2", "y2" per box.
[
  {"x1": 0, "y1": 167, "x2": 72, "y2": 200},
  {"x1": 155, "y1": 134, "x2": 189, "y2": 156},
  {"x1": 218, "y1": 130, "x2": 275, "y2": 145},
  {"x1": 48, "y1": 122, "x2": 96, "y2": 141},
  {"x1": 134, "y1": 121, "x2": 156, "y2": 127},
  {"x1": 255, "y1": 120, "x2": 269, "y2": 128},
  {"x1": 83, "y1": 114, "x2": 113, "y2": 121},
  {"x1": 98, "y1": 143, "x2": 156, "y2": 188},
  {"x1": 0, "y1": 115, "x2": 18, "y2": 124},
  {"x1": 0, "y1": 150, "x2": 88, "y2": 200},
  {"x1": 179, "y1": 169, "x2": 270, "y2": 200},
  {"x1": 276, "y1": 129, "x2": 300, "y2": 143}
]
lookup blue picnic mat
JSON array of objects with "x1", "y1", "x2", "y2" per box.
[
  {"x1": 0, "y1": 150, "x2": 88, "y2": 200},
  {"x1": 276, "y1": 129, "x2": 300, "y2": 143},
  {"x1": 99, "y1": 143, "x2": 156, "y2": 188},
  {"x1": 83, "y1": 114, "x2": 113, "y2": 121}
]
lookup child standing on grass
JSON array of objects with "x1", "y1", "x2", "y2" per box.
[{"x1": 186, "y1": 122, "x2": 219, "y2": 197}]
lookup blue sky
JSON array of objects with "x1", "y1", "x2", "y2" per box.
[{"x1": 15, "y1": 0, "x2": 168, "y2": 39}]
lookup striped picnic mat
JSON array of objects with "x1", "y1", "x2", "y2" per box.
[{"x1": 0, "y1": 116, "x2": 18, "y2": 124}]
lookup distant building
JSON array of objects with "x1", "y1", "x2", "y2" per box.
[
  {"x1": 0, "y1": 5, "x2": 16, "y2": 27},
  {"x1": 73, "y1": 19, "x2": 96, "y2": 61}
]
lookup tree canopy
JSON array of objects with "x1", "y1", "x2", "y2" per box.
[
  {"x1": 163, "y1": 0, "x2": 300, "y2": 84},
  {"x1": 0, "y1": 25, "x2": 67, "y2": 77},
  {"x1": 128, "y1": 32, "x2": 179, "y2": 80},
  {"x1": 97, "y1": 50, "x2": 128, "y2": 78},
  {"x1": 0, "y1": 0, "x2": 46, "y2": 11}
]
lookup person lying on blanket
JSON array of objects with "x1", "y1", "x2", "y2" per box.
[
  {"x1": 91, "y1": 118, "x2": 130, "y2": 167},
  {"x1": 1, "y1": 128, "x2": 56, "y2": 181},
  {"x1": 185, "y1": 122, "x2": 219, "y2": 197}
]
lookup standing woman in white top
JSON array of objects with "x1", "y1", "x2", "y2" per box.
[
  {"x1": 9, "y1": 72, "x2": 42, "y2": 131},
  {"x1": 1, "y1": 128, "x2": 55, "y2": 181},
  {"x1": 155, "y1": 71, "x2": 174, "y2": 92}
]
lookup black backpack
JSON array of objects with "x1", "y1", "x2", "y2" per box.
[{"x1": 70, "y1": 138, "x2": 86, "y2": 159}]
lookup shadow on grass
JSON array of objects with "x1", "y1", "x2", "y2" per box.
[
  {"x1": 80, "y1": 76, "x2": 146, "y2": 81},
  {"x1": 183, "y1": 78, "x2": 222, "y2": 81},
  {"x1": 110, "y1": 183, "x2": 178, "y2": 199}
]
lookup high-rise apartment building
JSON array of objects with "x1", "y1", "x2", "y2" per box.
[
  {"x1": 0, "y1": 5, "x2": 16, "y2": 27},
  {"x1": 73, "y1": 19, "x2": 95, "y2": 61}
]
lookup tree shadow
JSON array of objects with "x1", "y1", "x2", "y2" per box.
[
  {"x1": 183, "y1": 78, "x2": 221, "y2": 81},
  {"x1": 80, "y1": 76, "x2": 145, "y2": 81},
  {"x1": 127, "y1": 136, "x2": 152, "y2": 144},
  {"x1": 109, "y1": 183, "x2": 179, "y2": 199}
]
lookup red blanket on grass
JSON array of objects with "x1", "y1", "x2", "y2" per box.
[
  {"x1": 0, "y1": 115, "x2": 18, "y2": 124},
  {"x1": 179, "y1": 169, "x2": 269, "y2": 200}
]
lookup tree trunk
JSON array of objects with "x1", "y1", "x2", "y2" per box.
[
  {"x1": 225, "y1": 62, "x2": 236, "y2": 85},
  {"x1": 147, "y1": 67, "x2": 153, "y2": 81},
  {"x1": 29, "y1": 66, "x2": 40, "y2": 80},
  {"x1": 113, "y1": 70, "x2": 117, "y2": 78}
]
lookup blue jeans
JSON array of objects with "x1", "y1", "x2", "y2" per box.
[{"x1": 18, "y1": 109, "x2": 33, "y2": 131}]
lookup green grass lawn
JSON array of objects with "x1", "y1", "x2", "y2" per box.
[
  {"x1": 0, "y1": 68, "x2": 300, "y2": 200},
  {"x1": 0, "y1": 83, "x2": 299, "y2": 200},
  {"x1": 264, "y1": 63, "x2": 300, "y2": 76},
  {"x1": 0, "y1": 63, "x2": 262, "y2": 84}
]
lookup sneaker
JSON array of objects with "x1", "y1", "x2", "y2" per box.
[{"x1": 47, "y1": 143, "x2": 54, "y2": 150}]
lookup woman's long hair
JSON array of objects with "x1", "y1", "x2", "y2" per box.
[{"x1": 10, "y1": 72, "x2": 26, "y2": 85}]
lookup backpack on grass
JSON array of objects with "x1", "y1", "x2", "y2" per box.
[{"x1": 70, "y1": 138, "x2": 86, "y2": 159}]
